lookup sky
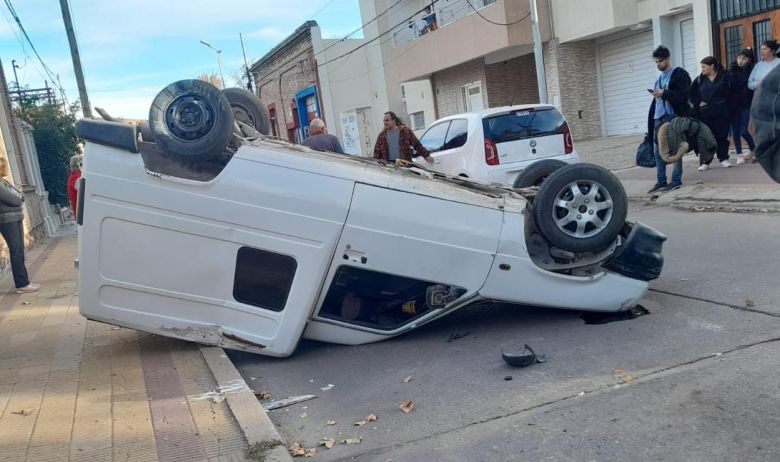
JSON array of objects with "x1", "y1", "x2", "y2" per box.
[{"x1": 0, "y1": 0, "x2": 363, "y2": 119}]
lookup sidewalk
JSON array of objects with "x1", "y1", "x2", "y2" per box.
[
  {"x1": 614, "y1": 155, "x2": 780, "y2": 212},
  {"x1": 0, "y1": 228, "x2": 289, "y2": 462}
]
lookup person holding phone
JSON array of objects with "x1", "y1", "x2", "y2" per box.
[{"x1": 646, "y1": 46, "x2": 692, "y2": 194}]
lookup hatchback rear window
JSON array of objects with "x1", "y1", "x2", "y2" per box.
[{"x1": 482, "y1": 109, "x2": 566, "y2": 143}]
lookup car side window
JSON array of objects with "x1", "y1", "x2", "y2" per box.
[
  {"x1": 443, "y1": 119, "x2": 468, "y2": 150},
  {"x1": 233, "y1": 247, "x2": 297, "y2": 311},
  {"x1": 419, "y1": 121, "x2": 451, "y2": 153}
]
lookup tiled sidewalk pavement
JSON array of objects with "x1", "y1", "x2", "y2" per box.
[{"x1": 0, "y1": 229, "x2": 251, "y2": 461}]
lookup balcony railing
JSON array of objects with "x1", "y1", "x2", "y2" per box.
[{"x1": 392, "y1": 0, "x2": 499, "y2": 48}]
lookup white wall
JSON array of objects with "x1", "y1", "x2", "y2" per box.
[
  {"x1": 313, "y1": 21, "x2": 390, "y2": 156},
  {"x1": 402, "y1": 79, "x2": 437, "y2": 136}
]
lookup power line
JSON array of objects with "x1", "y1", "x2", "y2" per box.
[
  {"x1": 464, "y1": 0, "x2": 531, "y2": 26},
  {"x1": 3, "y1": 0, "x2": 68, "y2": 100},
  {"x1": 313, "y1": 0, "x2": 408, "y2": 59},
  {"x1": 309, "y1": 0, "x2": 339, "y2": 18},
  {"x1": 316, "y1": 0, "x2": 443, "y2": 68}
]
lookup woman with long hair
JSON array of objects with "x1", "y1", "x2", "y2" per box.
[
  {"x1": 690, "y1": 56, "x2": 733, "y2": 170},
  {"x1": 0, "y1": 157, "x2": 39, "y2": 294}
]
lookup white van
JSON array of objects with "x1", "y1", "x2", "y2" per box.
[
  {"x1": 76, "y1": 81, "x2": 664, "y2": 358},
  {"x1": 414, "y1": 105, "x2": 579, "y2": 187}
]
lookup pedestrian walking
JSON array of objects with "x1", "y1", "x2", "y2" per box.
[
  {"x1": 690, "y1": 56, "x2": 733, "y2": 170},
  {"x1": 67, "y1": 154, "x2": 82, "y2": 216},
  {"x1": 729, "y1": 48, "x2": 756, "y2": 164},
  {"x1": 373, "y1": 111, "x2": 434, "y2": 164},
  {"x1": 748, "y1": 39, "x2": 780, "y2": 91},
  {"x1": 647, "y1": 45, "x2": 691, "y2": 194},
  {"x1": 0, "y1": 157, "x2": 39, "y2": 294},
  {"x1": 302, "y1": 118, "x2": 345, "y2": 154}
]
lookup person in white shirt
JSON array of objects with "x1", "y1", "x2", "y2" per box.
[{"x1": 748, "y1": 39, "x2": 780, "y2": 90}]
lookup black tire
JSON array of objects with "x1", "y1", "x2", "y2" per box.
[
  {"x1": 222, "y1": 87, "x2": 270, "y2": 135},
  {"x1": 513, "y1": 159, "x2": 568, "y2": 188},
  {"x1": 532, "y1": 163, "x2": 628, "y2": 253},
  {"x1": 148, "y1": 79, "x2": 234, "y2": 161}
]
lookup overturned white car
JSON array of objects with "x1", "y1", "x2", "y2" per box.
[{"x1": 76, "y1": 80, "x2": 665, "y2": 357}]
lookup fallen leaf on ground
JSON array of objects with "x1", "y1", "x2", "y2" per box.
[
  {"x1": 612, "y1": 368, "x2": 625, "y2": 378},
  {"x1": 319, "y1": 438, "x2": 335, "y2": 449},
  {"x1": 288, "y1": 442, "x2": 317, "y2": 457},
  {"x1": 354, "y1": 414, "x2": 378, "y2": 426},
  {"x1": 11, "y1": 408, "x2": 34, "y2": 416},
  {"x1": 622, "y1": 374, "x2": 634, "y2": 384},
  {"x1": 326, "y1": 420, "x2": 336, "y2": 425},
  {"x1": 403, "y1": 376, "x2": 413, "y2": 383},
  {"x1": 746, "y1": 299, "x2": 755, "y2": 307},
  {"x1": 341, "y1": 437, "x2": 362, "y2": 445},
  {"x1": 254, "y1": 391, "x2": 272, "y2": 400},
  {"x1": 399, "y1": 400, "x2": 415, "y2": 413}
]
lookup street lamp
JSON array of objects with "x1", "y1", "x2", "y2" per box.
[{"x1": 199, "y1": 40, "x2": 225, "y2": 89}]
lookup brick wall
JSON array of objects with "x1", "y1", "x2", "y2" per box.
[
  {"x1": 431, "y1": 58, "x2": 488, "y2": 117},
  {"x1": 252, "y1": 34, "x2": 318, "y2": 142},
  {"x1": 485, "y1": 54, "x2": 540, "y2": 107},
  {"x1": 545, "y1": 39, "x2": 602, "y2": 140}
]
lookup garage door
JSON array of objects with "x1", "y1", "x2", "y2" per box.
[
  {"x1": 599, "y1": 31, "x2": 655, "y2": 136},
  {"x1": 680, "y1": 19, "x2": 698, "y2": 79}
]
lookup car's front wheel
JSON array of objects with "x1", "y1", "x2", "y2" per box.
[{"x1": 532, "y1": 164, "x2": 627, "y2": 253}]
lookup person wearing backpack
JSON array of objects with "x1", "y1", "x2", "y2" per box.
[{"x1": 690, "y1": 56, "x2": 733, "y2": 170}]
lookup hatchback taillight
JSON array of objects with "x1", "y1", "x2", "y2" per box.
[
  {"x1": 484, "y1": 139, "x2": 499, "y2": 166},
  {"x1": 563, "y1": 123, "x2": 573, "y2": 154}
]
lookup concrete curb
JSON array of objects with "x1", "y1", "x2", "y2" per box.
[{"x1": 199, "y1": 346, "x2": 293, "y2": 462}]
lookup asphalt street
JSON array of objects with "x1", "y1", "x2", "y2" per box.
[{"x1": 230, "y1": 206, "x2": 780, "y2": 461}]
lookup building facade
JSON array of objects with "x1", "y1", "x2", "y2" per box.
[
  {"x1": 713, "y1": 0, "x2": 780, "y2": 66},
  {"x1": 250, "y1": 21, "x2": 323, "y2": 143}
]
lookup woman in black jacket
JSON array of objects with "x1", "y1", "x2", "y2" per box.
[
  {"x1": 690, "y1": 56, "x2": 733, "y2": 170},
  {"x1": 0, "y1": 157, "x2": 39, "y2": 294},
  {"x1": 729, "y1": 48, "x2": 756, "y2": 164}
]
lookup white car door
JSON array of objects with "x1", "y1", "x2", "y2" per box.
[
  {"x1": 304, "y1": 181, "x2": 504, "y2": 344},
  {"x1": 416, "y1": 120, "x2": 450, "y2": 173}
]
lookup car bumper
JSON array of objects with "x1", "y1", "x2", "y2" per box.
[
  {"x1": 486, "y1": 152, "x2": 580, "y2": 187},
  {"x1": 603, "y1": 222, "x2": 667, "y2": 282}
]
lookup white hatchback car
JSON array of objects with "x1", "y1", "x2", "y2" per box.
[
  {"x1": 414, "y1": 105, "x2": 579, "y2": 187},
  {"x1": 75, "y1": 80, "x2": 664, "y2": 358}
]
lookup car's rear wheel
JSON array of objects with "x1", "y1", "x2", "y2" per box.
[
  {"x1": 148, "y1": 79, "x2": 234, "y2": 161},
  {"x1": 513, "y1": 159, "x2": 568, "y2": 188},
  {"x1": 532, "y1": 164, "x2": 627, "y2": 253},
  {"x1": 222, "y1": 87, "x2": 270, "y2": 135}
]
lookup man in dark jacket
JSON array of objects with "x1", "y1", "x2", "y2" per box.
[
  {"x1": 647, "y1": 45, "x2": 692, "y2": 193},
  {"x1": 751, "y1": 63, "x2": 780, "y2": 183}
]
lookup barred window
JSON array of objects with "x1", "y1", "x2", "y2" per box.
[{"x1": 725, "y1": 25, "x2": 743, "y2": 66}]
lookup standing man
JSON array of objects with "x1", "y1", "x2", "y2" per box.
[
  {"x1": 647, "y1": 45, "x2": 692, "y2": 193},
  {"x1": 302, "y1": 118, "x2": 345, "y2": 154},
  {"x1": 373, "y1": 111, "x2": 434, "y2": 164}
]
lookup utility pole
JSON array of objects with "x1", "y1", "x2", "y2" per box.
[
  {"x1": 11, "y1": 59, "x2": 21, "y2": 102},
  {"x1": 529, "y1": 0, "x2": 548, "y2": 104},
  {"x1": 240, "y1": 33, "x2": 253, "y2": 92},
  {"x1": 59, "y1": 0, "x2": 92, "y2": 118},
  {"x1": 200, "y1": 41, "x2": 225, "y2": 89}
]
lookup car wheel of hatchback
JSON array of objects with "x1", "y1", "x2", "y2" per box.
[
  {"x1": 149, "y1": 79, "x2": 234, "y2": 161},
  {"x1": 222, "y1": 87, "x2": 270, "y2": 135},
  {"x1": 513, "y1": 159, "x2": 568, "y2": 188},
  {"x1": 532, "y1": 164, "x2": 627, "y2": 253}
]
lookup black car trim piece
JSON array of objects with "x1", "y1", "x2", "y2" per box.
[
  {"x1": 76, "y1": 119, "x2": 139, "y2": 153},
  {"x1": 602, "y1": 222, "x2": 667, "y2": 282}
]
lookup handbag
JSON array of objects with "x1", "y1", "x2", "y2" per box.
[{"x1": 635, "y1": 133, "x2": 656, "y2": 168}]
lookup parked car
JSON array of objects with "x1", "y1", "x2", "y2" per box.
[
  {"x1": 413, "y1": 105, "x2": 580, "y2": 187},
  {"x1": 75, "y1": 80, "x2": 665, "y2": 358}
]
